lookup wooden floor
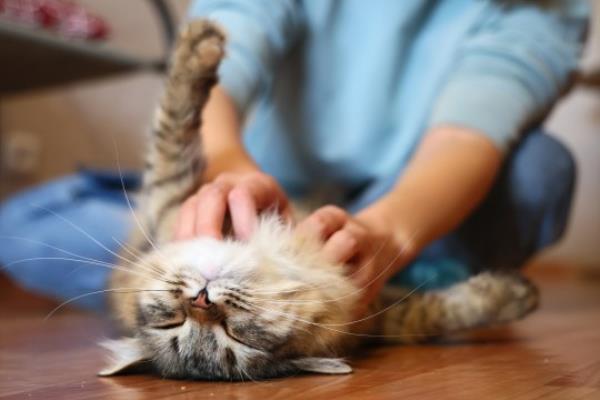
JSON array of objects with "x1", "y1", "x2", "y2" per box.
[{"x1": 1, "y1": 265, "x2": 599, "y2": 400}]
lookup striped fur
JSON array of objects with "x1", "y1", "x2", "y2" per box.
[
  {"x1": 104, "y1": 20, "x2": 539, "y2": 381},
  {"x1": 141, "y1": 21, "x2": 224, "y2": 244}
]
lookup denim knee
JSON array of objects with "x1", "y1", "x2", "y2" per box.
[{"x1": 506, "y1": 131, "x2": 576, "y2": 249}]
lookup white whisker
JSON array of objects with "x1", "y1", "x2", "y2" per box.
[
  {"x1": 43, "y1": 288, "x2": 172, "y2": 321},
  {"x1": 0, "y1": 234, "x2": 162, "y2": 281},
  {"x1": 4, "y1": 256, "x2": 167, "y2": 283},
  {"x1": 28, "y1": 203, "x2": 151, "y2": 272},
  {"x1": 112, "y1": 139, "x2": 174, "y2": 270},
  {"x1": 0, "y1": 235, "x2": 125, "y2": 271},
  {"x1": 244, "y1": 238, "x2": 389, "y2": 297},
  {"x1": 247, "y1": 230, "x2": 419, "y2": 304},
  {"x1": 112, "y1": 236, "x2": 165, "y2": 277},
  {"x1": 246, "y1": 297, "x2": 432, "y2": 340},
  {"x1": 324, "y1": 278, "x2": 432, "y2": 327}
]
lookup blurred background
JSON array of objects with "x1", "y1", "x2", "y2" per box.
[{"x1": 0, "y1": 0, "x2": 598, "y2": 269}]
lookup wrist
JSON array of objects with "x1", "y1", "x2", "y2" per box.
[
  {"x1": 356, "y1": 202, "x2": 420, "y2": 267},
  {"x1": 203, "y1": 147, "x2": 259, "y2": 181},
  {"x1": 201, "y1": 85, "x2": 257, "y2": 181}
]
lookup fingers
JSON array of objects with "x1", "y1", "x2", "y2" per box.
[
  {"x1": 227, "y1": 174, "x2": 288, "y2": 240},
  {"x1": 321, "y1": 229, "x2": 358, "y2": 264},
  {"x1": 174, "y1": 171, "x2": 290, "y2": 241},
  {"x1": 174, "y1": 194, "x2": 198, "y2": 240},
  {"x1": 193, "y1": 181, "x2": 232, "y2": 239},
  {"x1": 228, "y1": 185, "x2": 258, "y2": 241},
  {"x1": 296, "y1": 206, "x2": 368, "y2": 265},
  {"x1": 173, "y1": 180, "x2": 232, "y2": 241},
  {"x1": 322, "y1": 222, "x2": 367, "y2": 264},
  {"x1": 296, "y1": 205, "x2": 348, "y2": 241}
]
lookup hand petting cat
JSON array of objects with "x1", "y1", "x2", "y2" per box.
[
  {"x1": 296, "y1": 205, "x2": 414, "y2": 318},
  {"x1": 174, "y1": 170, "x2": 291, "y2": 241},
  {"x1": 174, "y1": 170, "x2": 412, "y2": 318}
]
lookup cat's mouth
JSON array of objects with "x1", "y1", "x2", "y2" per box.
[
  {"x1": 180, "y1": 286, "x2": 222, "y2": 322},
  {"x1": 187, "y1": 302, "x2": 224, "y2": 323}
]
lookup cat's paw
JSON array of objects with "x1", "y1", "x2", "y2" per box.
[
  {"x1": 470, "y1": 272, "x2": 539, "y2": 324},
  {"x1": 172, "y1": 20, "x2": 225, "y2": 80},
  {"x1": 494, "y1": 275, "x2": 539, "y2": 323}
]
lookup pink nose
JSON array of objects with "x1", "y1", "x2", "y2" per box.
[{"x1": 191, "y1": 289, "x2": 212, "y2": 309}]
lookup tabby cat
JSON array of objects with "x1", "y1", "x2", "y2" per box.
[{"x1": 100, "y1": 20, "x2": 538, "y2": 380}]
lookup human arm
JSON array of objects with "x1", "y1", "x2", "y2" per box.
[
  {"x1": 174, "y1": 85, "x2": 290, "y2": 241},
  {"x1": 175, "y1": 0, "x2": 304, "y2": 240},
  {"x1": 298, "y1": 126, "x2": 502, "y2": 314},
  {"x1": 300, "y1": 1, "x2": 589, "y2": 311}
]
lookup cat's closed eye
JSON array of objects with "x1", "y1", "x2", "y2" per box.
[{"x1": 150, "y1": 320, "x2": 186, "y2": 330}]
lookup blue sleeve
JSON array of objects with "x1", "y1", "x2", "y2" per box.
[
  {"x1": 429, "y1": 1, "x2": 589, "y2": 150},
  {"x1": 188, "y1": 0, "x2": 304, "y2": 113}
]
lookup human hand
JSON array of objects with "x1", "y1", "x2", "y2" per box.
[
  {"x1": 296, "y1": 205, "x2": 416, "y2": 318},
  {"x1": 174, "y1": 171, "x2": 291, "y2": 241}
]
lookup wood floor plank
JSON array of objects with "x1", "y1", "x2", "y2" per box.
[{"x1": 1, "y1": 267, "x2": 599, "y2": 399}]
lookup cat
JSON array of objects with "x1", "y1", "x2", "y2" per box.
[{"x1": 100, "y1": 20, "x2": 538, "y2": 380}]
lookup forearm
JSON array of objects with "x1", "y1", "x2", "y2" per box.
[
  {"x1": 200, "y1": 85, "x2": 259, "y2": 181},
  {"x1": 358, "y1": 126, "x2": 502, "y2": 258}
]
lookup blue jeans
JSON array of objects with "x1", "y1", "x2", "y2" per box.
[
  {"x1": 0, "y1": 130, "x2": 575, "y2": 309},
  {"x1": 0, "y1": 170, "x2": 140, "y2": 309}
]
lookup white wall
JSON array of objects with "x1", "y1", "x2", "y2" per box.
[{"x1": 542, "y1": 2, "x2": 600, "y2": 267}]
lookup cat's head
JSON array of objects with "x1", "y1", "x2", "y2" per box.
[{"x1": 100, "y1": 216, "x2": 358, "y2": 380}]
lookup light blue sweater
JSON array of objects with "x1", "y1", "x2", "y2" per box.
[{"x1": 189, "y1": 0, "x2": 587, "y2": 197}]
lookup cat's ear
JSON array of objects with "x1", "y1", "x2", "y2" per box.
[
  {"x1": 292, "y1": 358, "x2": 352, "y2": 374},
  {"x1": 98, "y1": 337, "x2": 150, "y2": 376}
]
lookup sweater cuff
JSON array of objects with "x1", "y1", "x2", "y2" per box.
[
  {"x1": 218, "y1": 41, "x2": 264, "y2": 114},
  {"x1": 430, "y1": 75, "x2": 538, "y2": 152}
]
